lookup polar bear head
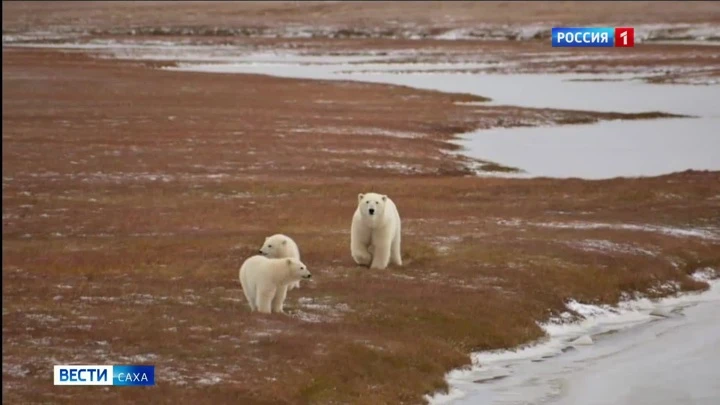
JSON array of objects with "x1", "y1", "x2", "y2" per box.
[
  {"x1": 259, "y1": 234, "x2": 294, "y2": 258},
  {"x1": 358, "y1": 192, "x2": 388, "y2": 222},
  {"x1": 285, "y1": 258, "x2": 312, "y2": 280}
]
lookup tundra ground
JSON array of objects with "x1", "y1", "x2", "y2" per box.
[{"x1": 3, "y1": 2, "x2": 720, "y2": 404}]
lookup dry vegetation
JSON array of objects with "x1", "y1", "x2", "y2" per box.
[
  {"x1": 4, "y1": 1, "x2": 719, "y2": 85},
  {"x1": 3, "y1": 2, "x2": 720, "y2": 404},
  {"x1": 3, "y1": 1, "x2": 720, "y2": 32},
  {"x1": 4, "y1": 47, "x2": 719, "y2": 405}
]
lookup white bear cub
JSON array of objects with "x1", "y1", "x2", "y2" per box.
[
  {"x1": 351, "y1": 192, "x2": 402, "y2": 270},
  {"x1": 258, "y1": 234, "x2": 302, "y2": 290},
  {"x1": 239, "y1": 255, "x2": 311, "y2": 314}
]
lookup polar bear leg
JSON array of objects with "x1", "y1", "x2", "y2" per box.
[
  {"x1": 256, "y1": 286, "x2": 276, "y2": 314},
  {"x1": 370, "y1": 234, "x2": 391, "y2": 270},
  {"x1": 271, "y1": 285, "x2": 288, "y2": 314},
  {"x1": 390, "y1": 225, "x2": 402, "y2": 266},
  {"x1": 353, "y1": 249, "x2": 372, "y2": 266},
  {"x1": 243, "y1": 285, "x2": 257, "y2": 312},
  {"x1": 351, "y1": 222, "x2": 372, "y2": 266}
]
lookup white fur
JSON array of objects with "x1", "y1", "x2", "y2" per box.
[
  {"x1": 259, "y1": 234, "x2": 302, "y2": 290},
  {"x1": 239, "y1": 255, "x2": 311, "y2": 314},
  {"x1": 351, "y1": 192, "x2": 402, "y2": 270}
]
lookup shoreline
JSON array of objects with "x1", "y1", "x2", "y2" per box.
[{"x1": 428, "y1": 269, "x2": 720, "y2": 403}]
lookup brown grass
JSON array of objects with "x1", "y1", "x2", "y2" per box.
[
  {"x1": 5, "y1": 1, "x2": 718, "y2": 87},
  {"x1": 3, "y1": 1, "x2": 720, "y2": 33},
  {"x1": 3, "y1": 44, "x2": 720, "y2": 405}
]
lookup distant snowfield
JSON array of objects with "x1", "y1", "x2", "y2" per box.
[{"x1": 427, "y1": 270, "x2": 720, "y2": 405}]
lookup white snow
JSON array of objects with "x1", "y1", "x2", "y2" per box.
[
  {"x1": 566, "y1": 239, "x2": 658, "y2": 256},
  {"x1": 691, "y1": 267, "x2": 718, "y2": 282},
  {"x1": 633, "y1": 23, "x2": 720, "y2": 43},
  {"x1": 197, "y1": 373, "x2": 225, "y2": 385},
  {"x1": 2, "y1": 363, "x2": 30, "y2": 378},
  {"x1": 430, "y1": 23, "x2": 720, "y2": 44},
  {"x1": 530, "y1": 221, "x2": 720, "y2": 241},
  {"x1": 292, "y1": 125, "x2": 426, "y2": 139},
  {"x1": 496, "y1": 218, "x2": 720, "y2": 241},
  {"x1": 569, "y1": 335, "x2": 594, "y2": 346},
  {"x1": 293, "y1": 297, "x2": 352, "y2": 323}
]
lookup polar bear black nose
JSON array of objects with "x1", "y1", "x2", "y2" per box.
[{"x1": 369, "y1": 208, "x2": 375, "y2": 215}]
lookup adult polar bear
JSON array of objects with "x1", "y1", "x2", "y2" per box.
[{"x1": 351, "y1": 192, "x2": 402, "y2": 270}]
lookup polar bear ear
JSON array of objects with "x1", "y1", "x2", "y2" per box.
[
  {"x1": 382, "y1": 195, "x2": 387, "y2": 201},
  {"x1": 358, "y1": 193, "x2": 364, "y2": 202},
  {"x1": 286, "y1": 258, "x2": 292, "y2": 266}
]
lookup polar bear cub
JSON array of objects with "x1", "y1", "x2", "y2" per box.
[
  {"x1": 351, "y1": 192, "x2": 402, "y2": 270},
  {"x1": 239, "y1": 255, "x2": 311, "y2": 314},
  {"x1": 258, "y1": 234, "x2": 302, "y2": 290}
]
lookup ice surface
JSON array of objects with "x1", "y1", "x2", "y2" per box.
[
  {"x1": 456, "y1": 118, "x2": 720, "y2": 179},
  {"x1": 428, "y1": 275, "x2": 720, "y2": 405}
]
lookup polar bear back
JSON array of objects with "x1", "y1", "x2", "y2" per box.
[{"x1": 239, "y1": 255, "x2": 296, "y2": 290}]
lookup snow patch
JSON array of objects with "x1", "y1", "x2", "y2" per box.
[
  {"x1": 2, "y1": 363, "x2": 30, "y2": 378},
  {"x1": 691, "y1": 267, "x2": 717, "y2": 282},
  {"x1": 293, "y1": 297, "x2": 352, "y2": 323},
  {"x1": 197, "y1": 373, "x2": 226, "y2": 385},
  {"x1": 566, "y1": 239, "x2": 658, "y2": 256},
  {"x1": 497, "y1": 218, "x2": 720, "y2": 241},
  {"x1": 533, "y1": 221, "x2": 720, "y2": 241}
]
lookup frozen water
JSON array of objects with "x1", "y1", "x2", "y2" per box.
[
  {"x1": 167, "y1": 55, "x2": 720, "y2": 179},
  {"x1": 428, "y1": 277, "x2": 720, "y2": 405},
  {"x1": 456, "y1": 118, "x2": 720, "y2": 179}
]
